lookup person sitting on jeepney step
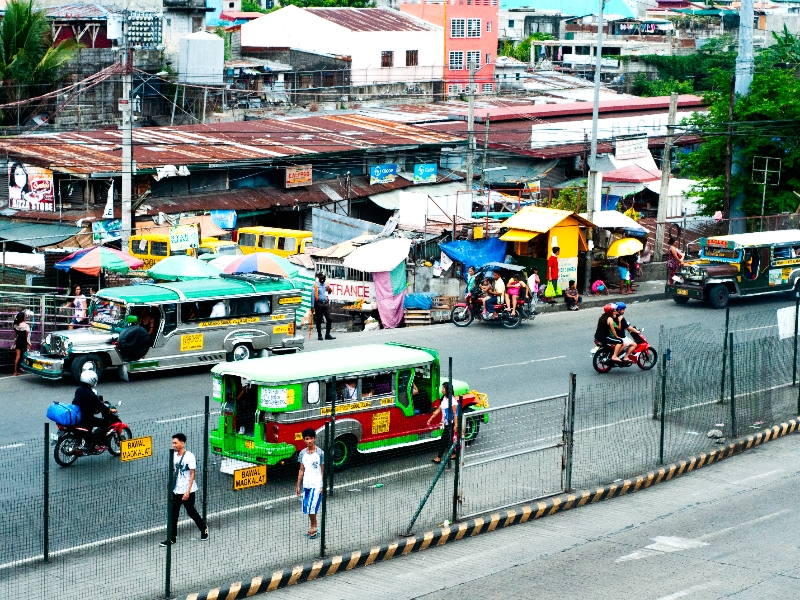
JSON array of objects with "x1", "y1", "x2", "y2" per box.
[{"x1": 137, "y1": 308, "x2": 158, "y2": 344}]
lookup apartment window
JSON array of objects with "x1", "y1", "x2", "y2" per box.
[
  {"x1": 486, "y1": 53, "x2": 491, "y2": 64},
  {"x1": 447, "y1": 84, "x2": 462, "y2": 96},
  {"x1": 508, "y1": 19, "x2": 515, "y2": 28},
  {"x1": 467, "y1": 18, "x2": 481, "y2": 37},
  {"x1": 406, "y1": 50, "x2": 419, "y2": 66},
  {"x1": 449, "y1": 51, "x2": 464, "y2": 70},
  {"x1": 487, "y1": 21, "x2": 492, "y2": 32},
  {"x1": 466, "y1": 51, "x2": 480, "y2": 68},
  {"x1": 451, "y1": 18, "x2": 465, "y2": 38},
  {"x1": 482, "y1": 83, "x2": 493, "y2": 92},
  {"x1": 381, "y1": 51, "x2": 394, "y2": 68},
  {"x1": 191, "y1": 16, "x2": 204, "y2": 32}
]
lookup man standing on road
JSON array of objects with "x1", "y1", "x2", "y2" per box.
[
  {"x1": 313, "y1": 273, "x2": 336, "y2": 342},
  {"x1": 161, "y1": 433, "x2": 208, "y2": 546},
  {"x1": 295, "y1": 428, "x2": 324, "y2": 539}
]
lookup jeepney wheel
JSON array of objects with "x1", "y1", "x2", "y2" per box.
[
  {"x1": 463, "y1": 408, "x2": 480, "y2": 444},
  {"x1": 708, "y1": 284, "x2": 730, "y2": 309},
  {"x1": 331, "y1": 435, "x2": 356, "y2": 470},
  {"x1": 70, "y1": 353, "x2": 104, "y2": 382},
  {"x1": 673, "y1": 295, "x2": 690, "y2": 305},
  {"x1": 229, "y1": 343, "x2": 254, "y2": 362}
]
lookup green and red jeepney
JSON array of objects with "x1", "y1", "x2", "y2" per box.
[{"x1": 209, "y1": 343, "x2": 488, "y2": 469}]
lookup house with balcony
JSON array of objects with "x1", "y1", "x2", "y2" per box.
[
  {"x1": 400, "y1": 0, "x2": 499, "y2": 96},
  {"x1": 498, "y1": 9, "x2": 570, "y2": 42}
]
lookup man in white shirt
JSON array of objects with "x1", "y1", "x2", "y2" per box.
[
  {"x1": 209, "y1": 301, "x2": 226, "y2": 318},
  {"x1": 160, "y1": 433, "x2": 208, "y2": 546},
  {"x1": 295, "y1": 428, "x2": 324, "y2": 539}
]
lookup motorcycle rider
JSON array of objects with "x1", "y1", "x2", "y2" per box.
[
  {"x1": 483, "y1": 271, "x2": 506, "y2": 319},
  {"x1": 72, "y1": 368, "x2": 116, "y2": 453},
  {"x1": 595, "y1": 303, "x2": 625, "y2": 363},
  {"x1": 615, "y1": 302, "x2": 642, "y2": 361}
]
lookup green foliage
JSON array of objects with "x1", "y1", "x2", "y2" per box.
[
  {"x1": 632, "y1": 73, "x2": 694, "y2": 97},
  {"x1": 214, "y1": 27, "x2": 232, "y2": 60},
  {"x1": 241, "y1": 0, "x2": 269, "y2": 12},
  {"x1": 280, "y1": 0, "x2": 374, "y2": 7},
  {"x1": 553, "y1": 185, "x2": 587, "y2": 213},
  {"x1": 498, "y1": 32, "x2": 553, "y2": 62},
  {"x1": 0, "y1": 0, "x2": 79, "y2": 124},
  {"x1": 761, "y1": 24, "x2": 800, "y2": 65},
  {"x1": 638, "y1": 36, "x2": 736, "y2": 92}
]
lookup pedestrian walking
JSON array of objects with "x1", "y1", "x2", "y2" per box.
[
  {"x1": 295, "y1": 428, "x2": 324, "y2": 539},
  {"x1": 427, "y1": 382, "x2": 460, "y2": 464},
  {"x1": 160, "y1": 433, "x2": 208, "y2": 546},
  {"x1": 12, "y1": 310, "x2": 30, "y2": 376},
  {"x1": 313, "y1": 272, "x2": 335, "y2": 341}
]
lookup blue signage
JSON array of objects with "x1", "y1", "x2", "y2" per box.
[
  {"x1": 413, "y1": 163, "x2": 438, "y2": 184},
  {"x1": 369, "y1": 164, "x2": 398, "y2": 185},
  {"x1": 211, "y1": 209, "x2": 237, "y2": 230}
]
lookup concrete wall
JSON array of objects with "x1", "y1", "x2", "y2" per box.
[{"x1": 764, "y1": 14, "x2": 800, "y2": 42}]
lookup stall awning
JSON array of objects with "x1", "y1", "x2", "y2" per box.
[
  {"x1": 501, "y1": 206, "x2": 595, "y2": 233},
  {"x1": 0, "y1": 221, "x2": 80, "y2": 248},
  {"x1": 500, "y1": 229, "x2": 538, "y2": 242}
]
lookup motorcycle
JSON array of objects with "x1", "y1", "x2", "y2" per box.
[
  {"x1": 53, "y1": 398, "x2": 132, "y2": 467},
  {"x1": 451, "y1": 291, "x2": 524, "y2": 329},
  {"x1": 591, "y1": 328, "x2": 658, "y2": 373}
]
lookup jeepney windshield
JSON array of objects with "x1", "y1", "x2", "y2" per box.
[
  {"x1": 89, "y1": 298, "x2": 126, "y2": 329},
  {"x1": 215, "y1": 244, "x2": 242, "y2": 256},
  {"x1": 701, "y1": 247, "x2": 741, "y2": 261}
]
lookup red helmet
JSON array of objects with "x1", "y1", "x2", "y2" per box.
[{"x1": 603, "y1": 303, "x2": 617, "y2": 315}]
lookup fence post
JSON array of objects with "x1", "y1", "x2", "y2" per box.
[
  {"x1": 450, "y1": 357, "x2": 462, "y2": 524},
  {"x1": 729, "y1": 333, "x2": 737, "y2": 438},
  {"x1": 320, "y1": 421, "x2": 330, "y2": 558},
  {"x1": 659, "y1": 352, "x2": 668, "y2": 464},
  {"x1": 39, "y1": 294, "x2": 46, "y2": 341},
  {"x1": 793, "y1": 294, "x2": 799, "y2": 386},
  {"x1": 564, "y1": 373, "x2": 576, "y2": 492},
  {"x1": 654, "y1": 324, "x2": 665, "y2": 419},
  {"x1": 43, "y1": 422, "x2": 50, "y2": 563},
  {"x1": 202, "y1": 395, "x2": 209, "y2": 523},
  {"x1": 165, "y1": 448, "x2": 175, "y2": 599},
  {"x1": 719, "y1": 306, "x2": 729, "y2": 403},
  {"x1": 328, "y1": 377, "x2": 336, "y2": 496}
]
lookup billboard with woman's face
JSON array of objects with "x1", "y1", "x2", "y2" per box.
[{"x1": 8, "y1": 162, "x2": 55, "y2": 212}]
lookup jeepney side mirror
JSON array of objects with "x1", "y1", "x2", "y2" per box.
[{"x1": 126, "y1": 315, "x2": 138, "y2": 326}]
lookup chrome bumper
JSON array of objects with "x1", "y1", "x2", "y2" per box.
[{"x1": 20, "y1": 351, "x2": 65, "y2": 379}]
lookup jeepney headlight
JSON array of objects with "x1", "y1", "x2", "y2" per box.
[{"x1": 44, "y1": 334, "x2": 51, "y2": 346}]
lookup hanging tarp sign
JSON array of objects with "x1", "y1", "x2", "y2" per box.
[
  {"x1": 413, "y1": 163, "x2": 438, "y2": 184},
  {"x1": 210, "y1": 209, "x2": 237, "y2": 230},
  {"x1": 614, "y1": 134, "x2": 649, "y2": 161},
  {"x1": 369, "y1": 164, "x2": 397, "y2": 185},
  {"x1": 169, "y1": 224, "x2": 199, "y2": 252},
  {"x1": 8, "y1": 163, "x2": 55, "y2": 212},
  {"x1": 92, "y1": 220, "x2": 121, "y2": 244},
  {"x1": 285, "y1": 165, "x2": 312, "y2": 188}
]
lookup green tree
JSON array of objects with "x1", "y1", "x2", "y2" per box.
[
  {"x1": 638, "y1": 35, "x2": 736, "y2": 92},
  {"x1": 552, "y1": 185, "x2": 587, "y2": 213},
  {"x1": 513, "y1": 32, "x2": 554, "y2": 62},
  {"x1": 0, "y1": 0, "x2": 79, "y2": 123},
  {"x1": 242, "y1": 0, "x2": 269, "y2": 12},
  {"x1": 632, "y1": 73, "x2": 694, "y2": 97}
]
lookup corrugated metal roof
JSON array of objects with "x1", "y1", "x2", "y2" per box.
[
  {"x1": 603, "y1": 165, "x2": 662, "y2": 183},
  {"x1": 306, "y1": 8, "x2": 439, "y2": 32},
  {"x1": 0, "y1": 221, "x2": 81, "y2": 248},
  {"x1": 0, "y1": 115, "x2": 464, "y2": 175},
  {"x1": 45, "y1": 4, "x2": 109, "y2": 20}
]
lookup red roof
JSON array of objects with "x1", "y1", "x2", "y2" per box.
[
  {"x1": 448, "y1": 95, "x2": 706, "y2": 123},
  {"x1": 602, "y1": 165, "x2": 662, "y2": 183},
  {"x1": 306, "y1": 8, "x2": 438, "y2": 32},
  {"x1": 220, "y1": 11, "x2": 265, "y2": 21}
]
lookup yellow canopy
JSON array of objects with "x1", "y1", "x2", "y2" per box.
[
  {"x1": 607, "y1": 237, "x2": 644, "y2": 257},
  {"x1": 500, "y1": 229, "x2": 538, "y2": 242},
  {"x1": 501, "y1": 206, "x2": 595, "y2": 233}
]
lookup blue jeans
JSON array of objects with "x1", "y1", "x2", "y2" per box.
[{"x1": 485, "y1": 296, "x2": 497, "y2": 313}]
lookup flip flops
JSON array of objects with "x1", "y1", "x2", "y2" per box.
[{"x1": 305, "y1": 531, "x2": 318, "y2": 539}]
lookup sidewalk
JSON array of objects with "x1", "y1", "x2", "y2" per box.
[{"x1": 534, "y1": 279, "x2": 668, "y2": 314}]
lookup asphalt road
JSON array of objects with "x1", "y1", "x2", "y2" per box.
[
  {"x1": 3, "y1": 293, "x2": 794, "y2": 443},
  {"x1": 264, "y1": 427, "x2": 800, "y2": 600}
]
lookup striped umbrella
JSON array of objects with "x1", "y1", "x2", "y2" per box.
[
  {"x1": 55, "y1": 246, "x2": 143, "y2": 277},
  {"x1": 146, "y1": 256, "x2": 222, "y2": 281},
  {"x1": 211, "y1": 253, "x2": 298, "y2": 278}
]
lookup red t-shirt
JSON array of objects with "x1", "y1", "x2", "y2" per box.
[{"x1": 547, "y1": 254, "x2": 559, "y2": 281}]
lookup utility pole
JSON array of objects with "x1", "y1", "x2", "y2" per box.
[
  {"x1": 654, "y1": 92, "x2": 678, "y2": 263},
  {"x1": 729, "y1": 0, "x2": 754, "y2": 234},
  {"x1": 479, "y1": 115, "x2": 490, "y2": 193},
  {"x1": 121, "y1": 17, "x2": 133, "y2": 254},
  {"x1": 465, "y1": 63, "x2": 476, "y2": 192},
  {"x1": 722, "y1": 75, "x2": 735, "y2": 223},
  {"x1": 583, "y1": 0, "x2": 605, "y2": 295}
]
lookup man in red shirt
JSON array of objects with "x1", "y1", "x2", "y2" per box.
[{"x1": 546, "y1": 247, "x2": 560, "y2": 304}]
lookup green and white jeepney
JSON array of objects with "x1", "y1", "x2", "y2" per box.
[{"x1": 21, "y1": 276, "x2": 305, "y2": 381}]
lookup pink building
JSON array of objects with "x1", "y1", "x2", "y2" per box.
[{"x1": 400, "y1": 0, "x2": 498, "y2": 95}]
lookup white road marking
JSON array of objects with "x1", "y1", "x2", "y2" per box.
[
  {"x1": 480, "y1": 356, "x2": 566, "y2": 370},
  {"x1": 728, "y1": 470, "x2": 783, "y2": 486},
  {"x1": 156, "y1": 412, "x2": 219, "y2": 423},
  {"x1": 655, "y1": 582, "x2": 719, "y2": 600},
  {"x1": 698, "y1": 509, "x2": 790, "y2": 541},
  {"x1": 0, "y1": 443, "x2": 24, "y2": 450},
  {"x1": 616, "y1": 537, "x2": 708, "y2": 562}
]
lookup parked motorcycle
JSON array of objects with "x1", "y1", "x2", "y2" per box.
[
  {"x1": 52, "y1": 399, "x2": 132, "y2": 467},
  {"x1": 591, "y1": 328, "x2": 658, "y2": 373}
]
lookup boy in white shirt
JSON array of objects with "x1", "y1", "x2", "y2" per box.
[
  {"x1": 160, "y1": 433, "x2": 208, "y2": 546},
  {"x1": 295, "y1": 428, "x2": 325, "y2": 539}
]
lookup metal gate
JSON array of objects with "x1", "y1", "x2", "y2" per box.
[{"x1": 457, "y1": 392, "x2": 573, "y2": 520}]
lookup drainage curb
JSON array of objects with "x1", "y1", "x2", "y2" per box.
[{"x1": 185, "y1": 418, "x2": 799, "y2": 600}]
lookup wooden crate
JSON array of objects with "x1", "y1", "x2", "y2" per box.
[
  {"x1": 404, "y1": 309, "x2": 432, "y2": 327},
  {"x1": 432, "y1": 295, "x2": 458, "y2": 310}
]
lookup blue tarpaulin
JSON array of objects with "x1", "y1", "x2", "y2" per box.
[
  {"x1": 404, "y1": 292, "x2": 439, "y2": 310},
  {"x1": 440, "y1": 238, "x2": 508, "y2": 276}
]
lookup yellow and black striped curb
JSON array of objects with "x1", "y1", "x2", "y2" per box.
[{"x1": 185, "y1": 418, "x2": 798, "y2": 600}]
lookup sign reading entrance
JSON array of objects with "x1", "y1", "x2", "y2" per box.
[
  {"x1": 120, "y1": 436, "x2": 153, "y2": 462},
  {"x1": 233, "y1": 464, "x2": 267, "y2": 491}
]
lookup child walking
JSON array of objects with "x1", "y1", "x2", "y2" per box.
[{"x1": 295, "y1": 428, "x2": 324, "y2": 539}]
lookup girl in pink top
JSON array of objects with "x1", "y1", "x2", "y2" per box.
[{"x1": 506, "y1": 276, "x2": 521, "y2": 316}]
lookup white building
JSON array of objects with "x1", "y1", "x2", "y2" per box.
[
  {"x1": 494, "y1": 56, "x2": 529, "y2": 89},
  {"x1": 240, "y1": 6, "x2": 443, "y2": 85}
]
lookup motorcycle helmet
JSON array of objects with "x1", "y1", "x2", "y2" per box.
[
  {"x1": 603, "y1": 303, "x2": 617, "y2": 315},
  {"x1": 615, "y1": 302, "x2": 626, "y2": 311},
  {"x1": 79, "y1": 369, "x2": 98, "y2": 387}
]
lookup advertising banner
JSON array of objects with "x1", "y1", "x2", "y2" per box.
[
  {"x1": 369, "y1": 164, "x2": 398, "y2": 185},
  {"x1": 210, "y1": 209, "x2": 237, "y2": 230},
  {"x1": 285, "y1": 165, "x2": 312, "y2": 188},
  {"x1": 169, "y1": 223, "x2": 199, "y2": 251},
  {"x1": 326, "y1": 278, "x2": 375, "y2": 302},
  {"x1": 92, "y1": 220, "x2": 121, "y2": 244},
  {"x1": 413, "y1": 163, "x2": 438, "y2": 184},
  {"x1": 8, "y1": 163, "x2": 55, "y2": 212}
]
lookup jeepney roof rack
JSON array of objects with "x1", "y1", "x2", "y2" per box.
[{"x1": 220, "y1": 273, "x2": 285, "y2": 283}]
